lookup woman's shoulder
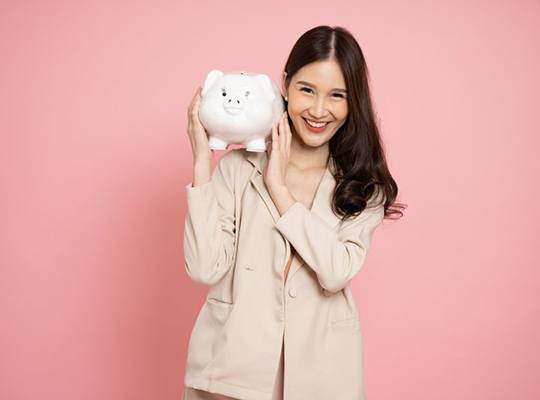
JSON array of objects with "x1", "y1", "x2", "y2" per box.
[{"x1": 213, "y1": 148, "x2": 257, "y2": 195}]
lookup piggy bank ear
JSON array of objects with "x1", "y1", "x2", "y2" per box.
[
  {"x1": 254, "y1": 74, "x2": 276, "y2": 101},
  {"x1": 201, "y1": 69, "x2": 224, "y2": 97}
]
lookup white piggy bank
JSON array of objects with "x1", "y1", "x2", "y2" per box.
[{"x1": 199, "y1": 69, "x2": 285, "y2": 152}]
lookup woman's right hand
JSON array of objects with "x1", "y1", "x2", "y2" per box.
[{"x1": 187, "y1": 86, "x2": 213, "y2": 164}]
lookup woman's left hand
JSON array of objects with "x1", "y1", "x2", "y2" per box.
[{"x1": 263, "y1": 111, "x2": 291, "y2": 197}]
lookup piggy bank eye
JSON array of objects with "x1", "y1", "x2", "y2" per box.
[
  {"x1": 221, "y1": 89, "x2": 227, "y2": 97},
  {"x1": 245, "y1": 90, "x2": 250, "y2": 98}
]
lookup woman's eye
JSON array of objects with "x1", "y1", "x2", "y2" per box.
[{"x1": 300, "y1": 87, "x2": 344, "y2": 98}]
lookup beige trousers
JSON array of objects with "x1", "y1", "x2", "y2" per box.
[{"x1": 183, "y1": 339, "x2": 285, "y2": 400}]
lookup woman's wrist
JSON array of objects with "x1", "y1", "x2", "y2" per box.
[
  {"x1": 192, "y1": 159, "x2": 212, "y2": 187},
  {"x1": 270, "y1": 185, "x2": 296, "y2": 217}
]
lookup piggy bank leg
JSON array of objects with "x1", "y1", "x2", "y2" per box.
[
  {"x1": 245, "y1": 138, "x2": 267, "y2": 152},
  {"x1": 208, "y1": 136, "x2": 228, "y2": 150}
]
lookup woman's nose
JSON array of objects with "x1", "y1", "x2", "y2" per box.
[{"x1": 309, "y1": 97, "x2": 330, "y2": 119}]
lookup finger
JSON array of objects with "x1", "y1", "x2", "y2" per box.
[
  {"x1": 279, "y1": 113, "x2": 286, "y2": 154},
  {"x1": 192, "y1": 88, "x2": 201, "y2": 113},
  {"x1": 191, "y1": 89, "x2": 205, "y2": 128},
  {"x1": 188, "y1": 86, "x2": 199, "y2": 116},
  {"x1": 271, "y1": 124, "x2": 279, "y2": 153},
  {"x1": 282, "y1": 113, "x2": 289, "y2": 156},
  {"x1": 284, "y1": 113, "x2": 291, "y2": 155}
]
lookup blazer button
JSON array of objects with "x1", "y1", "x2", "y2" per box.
[{"x1": 288, "y1": 287, "x2": 297, "y2": 298}]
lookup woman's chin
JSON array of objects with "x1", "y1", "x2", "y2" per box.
[{"x1": 298, "y1": 133, "x2": 329, "y2": 147}]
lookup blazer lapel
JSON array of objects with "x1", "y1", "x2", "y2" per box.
[
  {"x1": 245, "y1": 150, "x2": 343, "y2": 281},
  {"x1": 245, "y1": 151, "x2": 281, "y2": 223}
]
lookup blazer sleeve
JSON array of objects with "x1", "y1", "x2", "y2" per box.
[
  {"x1": 274, "y1": 197, "x2": 385, "y2": 294},
  {"x1": 183, "y1": 150, "x2": 238, "y2": 286}
]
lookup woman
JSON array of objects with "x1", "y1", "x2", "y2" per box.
[{"x1": 183, "y1": 25, "x2": 404, "y2": 400}]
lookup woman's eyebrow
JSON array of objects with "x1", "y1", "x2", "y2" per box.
[{"x1": 295, "y1": 80, "x2": 348, "y2": 93}]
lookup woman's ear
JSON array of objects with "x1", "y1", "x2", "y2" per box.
[{"x1": 281, "y1": 71, "x2": 288, "y2": 98}]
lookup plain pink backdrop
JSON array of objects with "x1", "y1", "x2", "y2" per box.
[{"x1": 1, "y1": 0, "x2": 539, "y2": 399}]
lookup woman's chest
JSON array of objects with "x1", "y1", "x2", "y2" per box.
[
  {"x1": 285, "y1": 167, "x2": 326, "y2": 210},
  {"x1": 234, "y1": 161, "x2": 332, "y2": 271}
]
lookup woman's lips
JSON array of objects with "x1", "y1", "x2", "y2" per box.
[{"x1": 302, "y1": 117, "x2": 329, "y2": 133}]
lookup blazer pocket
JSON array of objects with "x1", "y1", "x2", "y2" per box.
[
  {"x1": 206, "y1": 297, "x2": 234, "y2": 306},
  {"x1": 331, "y1": 315, "x2": 361, "y2": 333},
  {"x1": 205, "y1": 297, "x2": 234, "y2": 326},
  {"x1": 185, "y1": 298, "x2": 234, "y2": 373}
]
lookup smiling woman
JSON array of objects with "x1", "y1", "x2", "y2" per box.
[
  {"x1": 183, "y1": 25, "x2": 405, "y2": 400},
  {"x1": 281, "y1": 59, "x2": 350, "y2": 146},
  {"x1": 280, "y1": 31, "x2": 405, "y2": 223}
]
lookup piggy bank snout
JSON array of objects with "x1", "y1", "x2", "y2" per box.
[{"x1": 223, "y1": 95, "x2": 245, "y2": 115}]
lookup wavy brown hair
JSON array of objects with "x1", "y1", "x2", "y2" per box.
[{"x1": 282, "y1": 25, "x2": 406, "y2": 221}]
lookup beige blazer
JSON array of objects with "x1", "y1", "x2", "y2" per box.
[{"x1": 183, "y1": 148, "x2": 385, "y2": 400}]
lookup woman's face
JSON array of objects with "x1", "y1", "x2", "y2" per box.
[{"x1": 282, "y1": 58, "x2": 349, "y2": 148}]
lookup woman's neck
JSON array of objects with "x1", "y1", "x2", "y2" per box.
[{"x1": 288, "y1": 135, "x2": 330, "y2": 171}]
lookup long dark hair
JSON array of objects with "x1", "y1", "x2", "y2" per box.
[{"x1": 283, "y1": 25, "x2": 406, "y2": 221}]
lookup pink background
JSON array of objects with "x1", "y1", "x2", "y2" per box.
[{"x1": 1, "y1": 1, "x2": 539, "y2": 399}]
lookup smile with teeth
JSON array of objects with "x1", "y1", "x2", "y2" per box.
[{"x1": 304, "y1": 118, "x2": 330, "y2": 127}]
